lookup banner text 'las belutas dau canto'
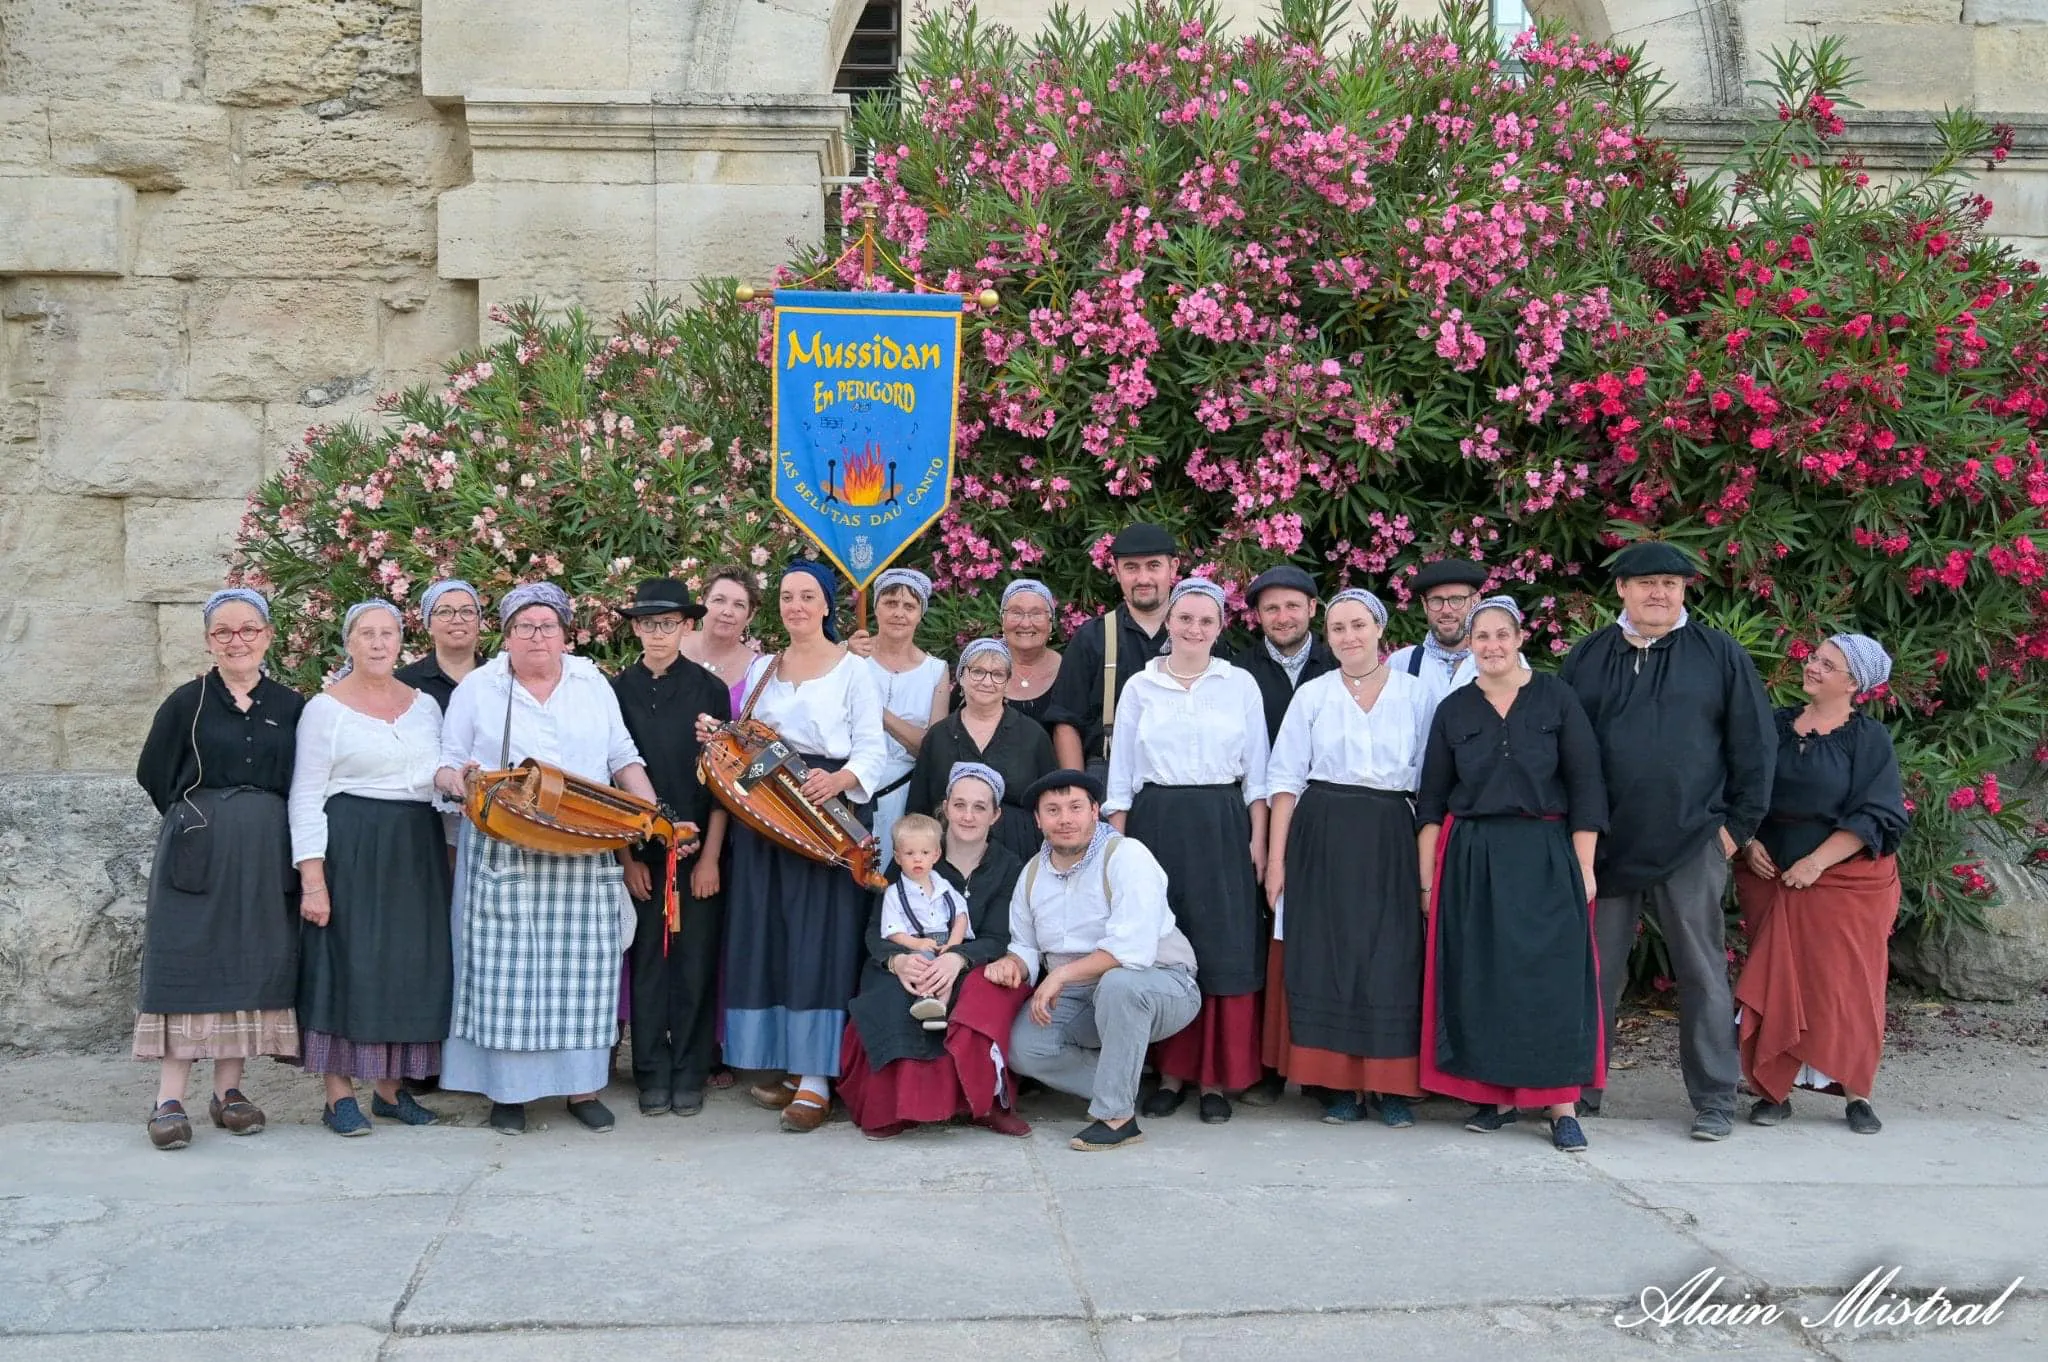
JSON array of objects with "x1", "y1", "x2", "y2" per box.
[{"x1": 771, "y1": 291, "x2": 962, "y2": 588}]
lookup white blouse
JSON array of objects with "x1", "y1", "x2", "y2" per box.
[
  {"x1": 863, "y1": 653, "x2": 950, "y2": 785},
  {"x1": 289, "y1": 691, "x2": 444, "y2": 864},
  {"x1": 739, "y1": 652, "x2": 889, "y2": 801},
  {"x1": 1267, "y1": 668, "x2": 1435, "y2": 797},
  {"x1": 439, "y1": 653, "x2": 642, "y2": 787},
  {"x1": 1103, "y1": 658, "x2": 1271, "y2": 815}
]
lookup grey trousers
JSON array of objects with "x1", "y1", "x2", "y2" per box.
[
  {"x1": 1592, "y1": 836, "x2": 1741, "y2": 1116},
  {"x1": 1008, "y1": 966, "x2": 1200, "y2": 1121}
]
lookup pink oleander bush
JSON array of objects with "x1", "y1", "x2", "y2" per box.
[{"x1": 235, "y1": 0, "x2": 2045, "y2": 947}]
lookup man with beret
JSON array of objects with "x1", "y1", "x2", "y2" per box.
[
  {"x1": 990, "y1": 769, "x2": 1201, "y2": 1151},
  {"x1": 1385, "y1": 560, "x2": 1494, "y2": 705},
  {"x1": 1233, "y1": 565, "x2": 1337, "y2": 743},
  {"x1": 1044, "y1": 523, "x2": 1178, "y2": 776},
  {"x1": 1560, "y1": 542, "x2": 1775, "y2": 1141},
  {"x1": 610, "y1": 578, "x2": 731, "y2": 1118}
]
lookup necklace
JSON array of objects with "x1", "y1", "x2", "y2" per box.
[
  {"x1": 1341, "y1": 661, "x2": 1385, "y2": 689},
  {"x1": 1163, "y1": 657, "x2": 1208, "y2": 682}
]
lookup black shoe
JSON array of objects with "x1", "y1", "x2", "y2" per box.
[
  {"x1": 1197, "y1": 1092, "x2": 1232, "y2": 1124},
  {"x1": 1236, "y1": 1073, "x2": 1286, "y2": 1107},
  {"x1": 1749, "y1": 1098, "x2": 1793, "y2": 1126},
  {"x1": 671, "y1": 1087, "x2": 705, "y2": 1117},
  {"x1": 567, "y1": 1098, "x2": 615, "y2": 1133},
  {"x1": 1576, "y1": 1090, "x2": 1603, "y2": 1117},
  {"x1": 1140, "y1": 1086, "x2": 1186, "y2": 1118},
  {"x1": 1069, "y1": 1118, "x2": 1145, "y2": 1152},
  {"x1": 638, "y1": 1088, "x2": 672, "y2": 1116},
  {"x1": 404, "y1": 1075, "x2": 441, "y2": 1094},
  {"x1": 1844, "y1": 1099, "x2": 1883, "y2": 1135},
  {"x1": 1691, "y1": 1109, "x2": 1734, "y2": 1142},
  {"x1": 489, "y1": 1102, "x2": 526, "y2": 1135},
  {"x1": 1464, "y1": 1104, "x2": 1518, "y2": 1133}
]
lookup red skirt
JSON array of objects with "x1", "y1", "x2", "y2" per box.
[
  {"x1": 1151, "y1": 992, "x2": 1263, "y2": 1091},
  {"x1": 837, "y1": 972, "x2": 1031, "y2": 1132},
  {"x1": 1734, "y1": 856, "x2": 1898, "y2": 1103},
  {"x1": 1261, "y1": 944, "x2": 1421, "y2": 1096}
]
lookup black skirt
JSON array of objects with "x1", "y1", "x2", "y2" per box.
[
  {"x1": 297, "y1": 795, "x2": 454, "y2": 1043},
  {"x1": 1126, "y1": 783, "x2": 1263, "y2": 996},
  {"x1": 848, "y1": 957, "x2": 958, "y2": 1071},
  {"x1": 1284, "y1": 782, "x2": 1422, "y2": 1057},
  {"x1": 138, "y1": 787, "x2": 299, "y2": 1015},
  {"x1": 1432, "y1": 815, "x2": 1599, "y2": 1090}
]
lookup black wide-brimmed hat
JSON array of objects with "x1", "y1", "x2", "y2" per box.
[{"x1": 619, "y1": 577, "x2": 706, "y2": 620}]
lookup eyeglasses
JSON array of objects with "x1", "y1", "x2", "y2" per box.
[
  {"x1": 1811, "y1": 657, "x2": 1843, "y2": 676},
  {"x1": 633, "y1": 617, "x2": 684, "y2": 635},
  {"x1": 206, "y1": 624, "x2": 269, "y2": 645},
  {"x1": 508, "y1": 620, "x2": 565, "y2": 640},
  {"x1": 1423, "y1": 593, "x2": 1477, "y2": 611},
  {"x1": 963, "y1": 667, "x2": 1008, "y2": 684},
  {"x1": 1002, "y1": 608, "x2": 1050, "y2": 623},
  {"x1": 430, "y1": 606, "x2": 480, "y2": 623}
]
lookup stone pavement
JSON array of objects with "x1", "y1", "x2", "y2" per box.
[{"x1": 1, "y1": 1085, "x2": 2043, "y2": 1361}]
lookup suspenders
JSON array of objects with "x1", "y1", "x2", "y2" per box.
[{"x1": 1406, "y1": 646, "x2": 1426, "y2": 677}]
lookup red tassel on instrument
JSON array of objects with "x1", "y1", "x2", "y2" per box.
[{"x1": 662, "y1": 837, "x2": 681, "y2": 956}]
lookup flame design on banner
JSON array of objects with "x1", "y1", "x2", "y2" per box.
[{"x1": 835, "y1": 444, "x2": 897, "y2": 506}]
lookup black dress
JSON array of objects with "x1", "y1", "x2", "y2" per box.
[
  {"x1": 1416, "y1": 673, "x2": 1608, "y2": 1095},
  {"x1": 395, "y1": 652, "x2": 483, "y2": 713},
  {"x1": 1754, "y1": 708, "x2": 1909, "y2": 868},
  {"x1": 134, "y1": 671, "x2": 306, "y2": 1017},
  {"x1": 903, "y1": 705, "x2": 1056, "y2": 858}
]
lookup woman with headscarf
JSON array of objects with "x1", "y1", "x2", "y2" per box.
[
  {"x1": 1263, "y1": 588, "x2": 1434, "y2": 1126},
  {"x1": 1104, "y1": 577, "x2": 1272, "y2": 1125},
  {"x1": 396, "y1": 579, "x2": 485, "y2": 714},
  {"x1": 1734, "y1": 633, "x2": 1909, "y2": 1135},
  {"x1": 432, "y1": 582, "x2": 662, "y2": 1136},
  {"x1": 694, "y1": 560, "x2": 889, "y2": 1132},
  {"x1": 839, "y1": 764, "x2": 1035, "y2": 1139},
  {"x1": 1416, "y1": 597, "x2": 1607, "y2": 1153},
  {"x1": 998, "y1": 579, "x2": 1064, "y2": 734},
  {"x1": 289, "y1": 600, "x2": 451, "y2": 1135},
  {"x1": 905, "y1": 638, "x2": 1056, "y2": 859},
  {"x1": 679, "y1": 564, "x2": 763, "y2": 718},
  {"x1": 133, "y1": 588, "x2": 307, "y2": 1151},
  {"x1": 847, "y1": 566, "x2": 950, "y2": 871}
]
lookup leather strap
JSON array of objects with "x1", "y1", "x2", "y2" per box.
[{"x1": 1100, "y1": 612, "x2": 1119, "y2": 754}]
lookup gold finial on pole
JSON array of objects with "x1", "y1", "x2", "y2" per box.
[
  {"x1": 859, "y1": 203, "x2": 877, "y2": 290},
  {"x1": 735, "y1": 284, "x2": 757, "y2": 302},
  {"x1": 977, "y1": 289, "x2": 999, "y2": 308}
]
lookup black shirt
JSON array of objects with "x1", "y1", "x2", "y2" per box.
[
  {"x1": 395, "y1": 652, "x2": 484, "y2": 713},
  {"x1": 135, "y1": 671, "x2": 306, "y2": 813},
  {"x1": 1041, "y1": 604, "x2": 1169, "y2": 762},
  {"x1": 1756, "y1": 707, "x2": 1909, "y2": 868},
  {"x1": 1417, "y1": 673, "x2": 1608, "y2": 833},
  {"x1": 867, "y1": 842, "x2": 1023, "y2": 970},
  {"x1": 1233, "y1": 635, "x2": 1338, "y2": 743},
  {"x1": 1560, "y1": 622, "x2": 1775, "y2": 893},
  {"x1": 610, "y1": 656, "x2": 731, "y2": 832},
  {"x1": 905, "y1": 705, "x2": 1057, "y2": 826}
]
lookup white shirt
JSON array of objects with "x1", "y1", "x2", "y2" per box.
[
  {"x1": 1103, "y1": 657, "x2": 1270, "y2": 814},
  {"x1": 879, "y1": 873, "x2": 973, "y2": 942},
  {"x1": 1267, "y1": 668, "x2": 1435, "y2": 797},
  {"x1": 288, "y1": 691, "x2": 443, "y2": 863},
  {"x1": 439, "y1": 653, "x2": 642, "y2": 786},
  {"x1": 740, "y1": 652, "x2": 889, "y2": 801},
  {"x1": 863, "y1": 653, "x2": 949, "y2": 787},
  {"x1": 1006, "y1": 830, "x2": 1196, "y2": 984},
  {"x1": 1386, "y1": 643, "x2": 1526, "y2": 707}
]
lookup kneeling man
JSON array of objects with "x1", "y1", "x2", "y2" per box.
[{"x1": 989, "y1": 770, "x2": 1200, "y2": 1151}]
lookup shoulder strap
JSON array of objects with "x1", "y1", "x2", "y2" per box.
[
  {"x1": 1101, "y1": 613, "x2": 1119, "y2": 735},
  {"x1": 1100, "y1": 832, "x2": 1124, "y2": 903},
  {"x1": 498, "y1": 668, "x2": 516, "y2": 766},
  {"x1": 1023, "y1": 853, "x2": 1040, "y2": 904},
  {"x1": 739, "y1": 653, "x2": 779, "y2": 722},
  {"x1": 1406, "y1": 646, "x2": 1425, "y2": 677}
]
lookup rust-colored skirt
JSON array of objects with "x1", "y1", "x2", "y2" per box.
[
  {"x1": 1151, "y1": 993, "x2": 1263, "y2": 1091},
  {"x1": 1733, "y1": 855, "x2": 1899, "y2": 1103},
  {"x1": 133, "y1": 1009, "x2": 299, "y2": 1060},
  {"x1": 1261, "y1": 944, "x2": 1422, "y2": 1096}
]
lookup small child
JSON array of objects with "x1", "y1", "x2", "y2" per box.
[{"x1": 880, "y1": 814, "x2": 972, "y2": 1031}]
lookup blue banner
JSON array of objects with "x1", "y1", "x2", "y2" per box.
[{"x1": 771, "y1": 290, "x2": 962, "y2": 589}]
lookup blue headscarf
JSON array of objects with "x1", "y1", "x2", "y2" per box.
[
  {"x1": 947, "y1": 761, "x2": 1007, "y2": 806},
  {"x1": 202, "y1": 587, "x2": 270, "y2": 624},
  {"x1": 874, "y1": 567, "x2": 933, "y2": 610},
  {"x1": 500, "y1": 582, "x2": 573, "y2": 629},
  {"x1": 1167, "y1": 577, "x2": 1228, "y2": 616},
  {"x1": 1464, "y1": 594, "x2": 1524, "y2": 633},
  {"x1": 1828, "y1": 633, "x2": 1893, "y2": 694},
  {"x1": 420, "y1": 578, "x2": 480, "y2": 622},
  {"x1": 782, "y1": 560, "x2": 841, "y2": 642},
  {"x1": 334, "y1": 599, "x2": 402, "y2": 679},
  {"x1": 955, "y1": 637, "x2": 1012, "y2": 679},
  {"x1": 1326, "y1": 587, "x2": 1388, "y2": 629},
  {"x1": 1002, "y1": 579, "x2": 1056, "y2": 613}
]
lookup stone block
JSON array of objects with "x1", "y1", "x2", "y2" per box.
[
  {"x1": 1965, "y1": 0, "x2": 2048, "y2": 24},
  {"x1": 47, "y1": 100, "x2": 233, "y2": 192},
  {"x1": 685, "y1": 5, "x2": 839, "y2": 96},
  {"x1": 158, "y1": 603, "x2": 211, "y2": 687},
  {"x1": 422, "y1": 0, "x2": 632, "y2": 100},
  {"x1": 0, "y1": 702, "x2": 64, "y2": 772},
  {"x1": 134, "y1": 187, "x2": 437, "y2": 280},
  {"x1": 239, "y1": 99, "x2": 469, "y2": 189},
  {"x1": 0, "y1": 178, "x2": 135, "y2": 277},
  {"x1": 0, "y1": 0, "x2": 200, "y2": 101},
  {"x1": 381, "y1": 279, "x2": 479, "y2": 376},
  {"x1": 187, "y1": 281, "x2": 382, "y2": 402},
  {"x1": 654, "y1": 182, "x2": 827, "y2": 294},
  {"x1": 2, "y1": 279, "x2": 189, "y2": 399},
  {"x1": 473, "y1": 278, "x2": 651, "y2": 341},
  {"x1": 0, "y1": 494, "x2": 127, "y2": 598},
  {"x1": 1976, "y1": 26, "x2": 2048, "y2": 111},
  {"x1": 0, "y1": 602, "x2": 163, "y2": 707},
  {"x1": 261, "y1": 390, "x2": 386, "y2": 477},
  {"x1": 1793, "y1": 0, "x2": 1972, "y2": 20},
  {"x1": 42, "y1": 400, "x2": 262, "y2": 498},
  {"x1": 436, "y1": 181, "x2": 657, "y2": 284},
  {"x1": 1979, "y1": 168, "x2": 2048, "y2": 238},
  {"x1": 0, "y1": 98, "x2": 50, "y2": 172},
  {"x1": 1821, "y1": 25, "x2": 1978, "y2": 110},
  {"x1": 61, "y1": 702, "x2": 168, "y2": 771},
  {"x1": 124, "y1": 498, "x2": 247, "y2": 603},
  {"x1": 202, "y1": 0, "x2": 422, "y2": 108}
]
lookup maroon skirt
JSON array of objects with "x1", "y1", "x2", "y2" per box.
[{"x1": 838, "y1": 971, "x2": 1031, "y2": 1131}]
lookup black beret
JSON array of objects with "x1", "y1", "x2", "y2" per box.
[
  {"x1": 1609, "y1": 541, "x2": 1699, "y2": 580},
  {"x1": 1110, "y1": 522, "x2": 1177, "y2": 558},
  {"x1": 1024, "y1": 768, "x2": 1107, "y2": 809},
  {"x1": 1245, "y1": 564, "x2": 1318, "y2": 606},
  {"x1": 1411, "y1": 560, "x2": 1490, "y2": 593}
]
